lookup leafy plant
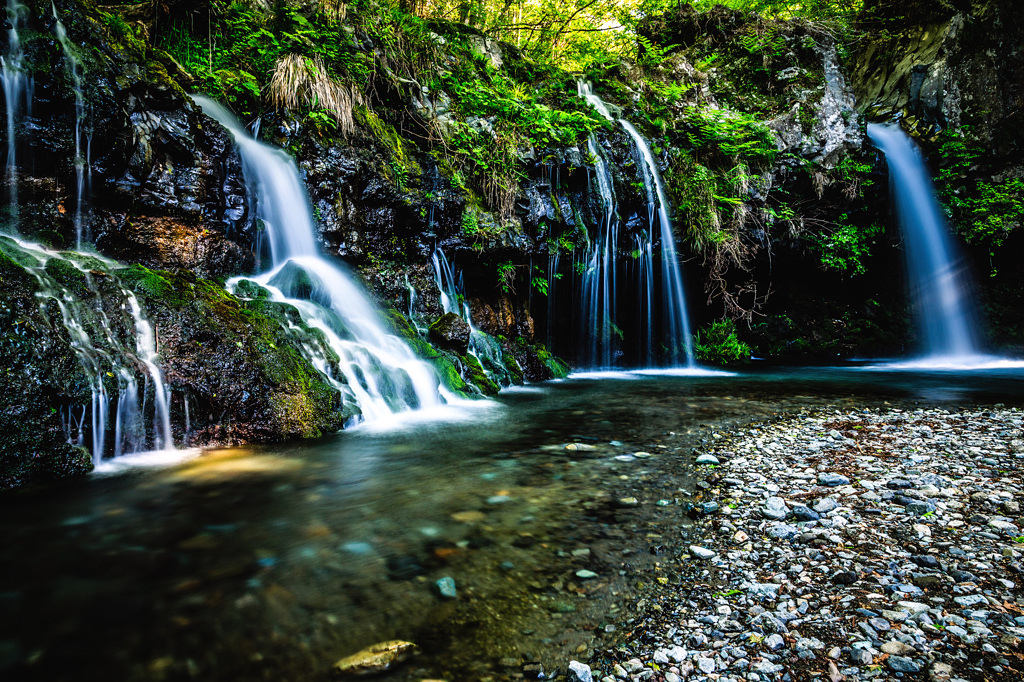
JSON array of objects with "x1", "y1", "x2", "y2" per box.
[
  {"x1": 694, "y1": 320, "x2": 751, "y2": 365},
  {"x1": 497, "y1": 260, "x2": 516, "y2": 293}
]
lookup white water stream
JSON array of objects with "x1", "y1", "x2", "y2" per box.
[{"x1": 196, "y1": 96, "x2": 458, "y2": 425}]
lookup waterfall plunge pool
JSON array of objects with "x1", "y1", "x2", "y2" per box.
[{"x1": 2, "y1": 368, "x2": 1024, "y2": 681}]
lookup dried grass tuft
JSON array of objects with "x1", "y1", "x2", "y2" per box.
[{"x1": 267, "y1": 54, "x2": 366, "y2": 136}]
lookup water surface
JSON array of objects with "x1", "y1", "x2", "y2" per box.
[{"x1": 2, "y1": 367, "x2": 1023, "y2": 681}]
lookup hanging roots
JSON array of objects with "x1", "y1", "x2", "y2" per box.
[{"x1": 267, "y1": 54, "x2": 366, "y2": 135}]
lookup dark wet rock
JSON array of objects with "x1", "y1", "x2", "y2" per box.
[
  {"x1": 832, "y1": 570, "x2": 858, "y2": 585},
  {"x1": 428, "y1": 313, "x2": 471, "y2": 353},
  {"x1": 912, "y1": 555, "x2": 940, "y2": 569},
  {"x1": 522, "y1": 662, "x2": 544, "y2": 680},
  {"x1": 791, "y1": 504, "x2": 821, "y2": 521},
  {"x1": 386, "y1": 556, "x2": 426, "y2": 581},
  {"x1": 906, "y1": 500, "x2": 937, "y2": 515}
]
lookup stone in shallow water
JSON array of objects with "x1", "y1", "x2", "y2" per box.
[
  {"x1": 696, "y1": 454, "x2": 719, "y2": 465},
  {"x1": 575, "y1": 570, "x2": 598, "y2": 579},
  {"x1": 332, "y1": 641, "x2": 417, "y2": 676},
  {"x1": 435, "y1": 577, "x2": 457, "y2": 599}
]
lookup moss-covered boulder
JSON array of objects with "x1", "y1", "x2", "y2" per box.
[{"x1": 428, "y1": 312, "x2": 471, "y2": 353}]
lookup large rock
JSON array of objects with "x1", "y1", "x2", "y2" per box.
[{"x1": 428, "y1": 312, "x2": 471, "y2": 353}]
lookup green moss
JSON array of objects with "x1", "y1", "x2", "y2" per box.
[
  {"x1": 502, "y1": 350, "x2": 525, "y2": 385},
  {"x1": 534, "y1": 346, "x2": 570, "y2": 379},
  {"x1": 462, "y1": 353, "x2": 500, "y2": 396},
  {"x1": 430, "y1": 354, "x2": 473, "y2": 398}
]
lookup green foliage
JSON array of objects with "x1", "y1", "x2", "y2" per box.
[
  {"x1": 739, "y1": 25, "x2": 785, "y2": 56},
  {"x1": 636, "y1": 34, "x2": 679, "y2": 67},
  {"x1": 683, "y1": 107, "x2": 777, "y2": 166},
  {"x1": 935, "y1": 127, "x2": 1024, "y2": 274},
  {"x1": 497, "y1": 260, "x2": 516, "y2": 293},
  {"x1": 808, "y1": 215, "x2": 883, "y2": 276},
  {"x1": 694, "y1": 320, "x2": 751, "y2": 366},
  {"x1": 689, "y1": 0, "x2": 863, "y2": 22}
]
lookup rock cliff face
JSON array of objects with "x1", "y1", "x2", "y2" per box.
[
  {"x1": 2, "y1": 0, "x2": 1022, "y2": 487},
  {"x1": 20, "y1": 0, "x2": 254, "y2": 277},
  {"x1": 854, "y1": 0, "x2": 1024, "y2": 150}
]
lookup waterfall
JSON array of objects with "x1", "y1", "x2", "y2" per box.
[
  {"x1": 53, "y1": 3, "x2": 91, "y2": 248},
  {"x1": 8, "y1": 237, "x2": 175, "y2": 464},
  {"x1": 431, "y1": 246, "x2": 518, "y2": 388},
  {"x1": 2, "y1": 0, "x2": 31, "y2": 231},
  {"x1": 575, "y1": 82, "x2": 695, "y2": 367},
  {"x1": 196, "y1": 96, "x2": 453, "y2": 424},
  {"x1": 867, "y1": 123, "x2": 982, "y2": 362}
]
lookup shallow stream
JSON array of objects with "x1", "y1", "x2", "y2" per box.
[{"x1": 2, "y1": 367, "x2": 1024, "y2": 681}]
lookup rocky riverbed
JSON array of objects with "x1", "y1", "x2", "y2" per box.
[{"x1": 560, "y1": 404, "x2": 1024, "y2": 682}]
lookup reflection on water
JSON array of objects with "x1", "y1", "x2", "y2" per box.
[{"x1": 2, "y1": 367, "x2": 1024, "y2": 681}]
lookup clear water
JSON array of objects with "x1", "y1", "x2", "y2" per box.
[{"x1": 2, "y1": 368, "x2": 1022, "y2": 681}]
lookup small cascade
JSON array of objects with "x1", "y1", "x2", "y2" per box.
[
  {"x1": 2, "y1": 0, "x2": 32, "y2": 230},
  {"x1": 867, "y1": 123, "x2": 982, "y2": 362},
  {"x1": 431, "y1": 247, "x2": 519, "y2": 388},
  {"x1": 578, "y1": 134, "x2": 620, "y2": 367},
  {"x1": 8, "y1": 238, "x2": 175, "y2": 464},
  {"x1": 575, "y1": 82, "x2": 695, "y2": 367},
  {"x1": 53, "y1": 3, "x2": 91, "y2": 247},
  {"x1": 196, "y1": 96, "x2": 453, "y2": 424},
  {"x1": 621, "y1": 121, "x2": 695, "y2": 366}
]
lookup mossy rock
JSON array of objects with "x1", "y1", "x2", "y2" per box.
[
  {"x1": 428, "y1": 312, "x2": 471, "y2": 353},
  {"x1": 462, "y1": 353, "x2": 500, "y2": 396}
]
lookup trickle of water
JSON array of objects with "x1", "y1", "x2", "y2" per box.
[
  {"x1": 576, "y1": 82, "x2": 695, "y2": 368},
  {"x1": 7, "y1": 237, "x2": 175, "y2": 462},
  {"x1": 196, "y1": 96, "x2": 457, "y2": 424},
  {"x1": 53, "y1": 3, "x2": 91, "y2": 247},
  {"x1": 431, "y1": 247, "x2": 519, "y2": 389},
  {"x1": 867, "y1": 123, "x2": 981, "y2": 362},
  {"x1": 2, "y1": 0, "x2": 32, "y2": 231}
]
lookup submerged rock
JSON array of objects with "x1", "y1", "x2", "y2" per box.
[{"x1": 332, "y1": 641, "x2": 417, "y2": 676}]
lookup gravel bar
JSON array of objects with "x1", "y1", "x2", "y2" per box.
[{"x1": 562, "y1": 405, "x2": 1024, "y2": 682}]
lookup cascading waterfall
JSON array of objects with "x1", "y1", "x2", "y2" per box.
[
  {"x1": 196, "y1": 96, "x2": 452, "y2": 424},
  {"x1": 431, "y1": 246, "x2": 518, "y2": 388},
  {"x1": 575, "y1": 81, "x2": 695, "y2": 367},
  {"x1": 621, "y1": 121, "x2": 695, "y2": 366},
  {"x1": 8, "y1": 237, "x2": 174, "y2": 464},
  {"x1": 2, "y1": 0, "x2": 32, "y2": 230},
  {"x1": 53, "y1": 3, "x2": 91, "y2": 248},
  {"x1": 867, "y1": 123, "x2": 982, "y2": 362}
]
